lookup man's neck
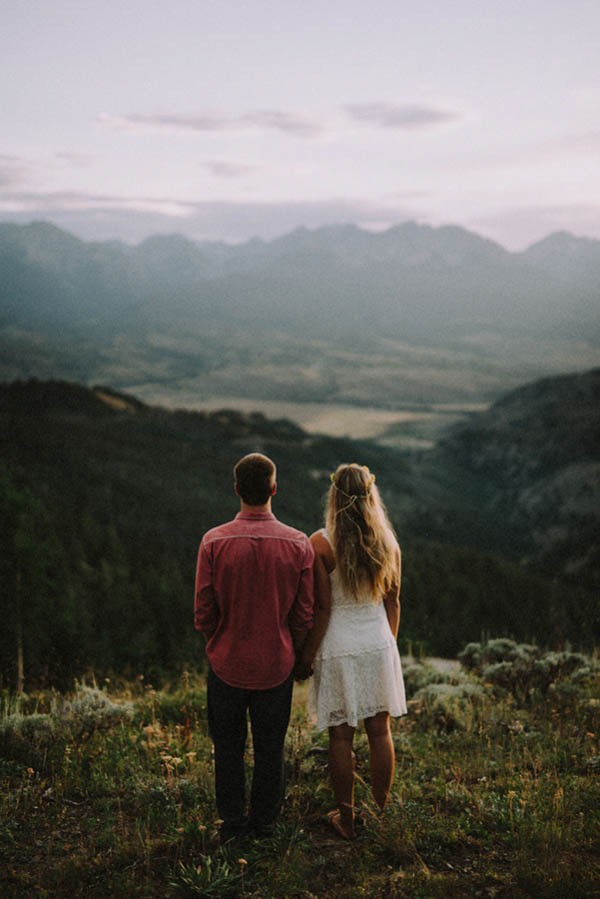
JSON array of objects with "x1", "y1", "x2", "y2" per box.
[{"x1": 239, "y1": 499, "x2": 272, "y2": 515}]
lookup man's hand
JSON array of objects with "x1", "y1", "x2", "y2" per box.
[{"x1": 294, "y1": 653, "x2": 314, "y2": 681}]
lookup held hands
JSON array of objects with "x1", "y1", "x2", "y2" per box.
[{"x1": 293, "y1": 653, "x2": 314, "y2": 681}]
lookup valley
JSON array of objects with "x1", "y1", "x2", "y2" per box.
[
  {"x1": 122, "y1": 386, "x2": 486, "y2": 449},
  {"x1": 1, "y1": 220, "x2": 598, "y2": 689}
]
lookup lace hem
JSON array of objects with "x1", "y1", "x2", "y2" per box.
[
  {"x1": 316, "y1": 644, "x2": 395, "y2": 662},
  {"x1": 325, "y1": 704, "x2": 404, "y2": 728}
]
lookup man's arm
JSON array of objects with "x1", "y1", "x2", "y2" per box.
[
  {"x1": 288, "y1": 538, "x2": 316, "y2": 661},
  {"x1": 295, "y1": 531, "x2": 332, "y2": 680},
  {"x1": 194, "y1": 538, "x2": 219, "y2": 638}
]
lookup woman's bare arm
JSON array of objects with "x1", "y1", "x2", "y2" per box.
[{"x1": 382, "y1": 547, "x2": 401, "y2": 638}]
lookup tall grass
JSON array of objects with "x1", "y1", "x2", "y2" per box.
[{"x1": 0, "y1": 648, "x2": 598, "y2": 897}]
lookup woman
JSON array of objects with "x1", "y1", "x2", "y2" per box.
[{"x1": 298, "y1": 463, "x2": 407, "y2": 840}]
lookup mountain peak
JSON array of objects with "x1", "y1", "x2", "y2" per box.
[{"x1": 528, "y1": 230, "x2": 600, "y2": 254}]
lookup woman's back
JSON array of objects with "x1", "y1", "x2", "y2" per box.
[{"x1": 310, "y1": 530, "x2": 406, "y2": 730}]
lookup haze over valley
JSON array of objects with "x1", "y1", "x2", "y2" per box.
[{"x1": 1, "y1": 219, "x2": 599, "y2": 446}]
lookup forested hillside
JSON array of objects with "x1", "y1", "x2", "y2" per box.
[
  {"x1": 436, "y1": 367, "x2": 600, "y2": 585},
  {"x1": 1, "y1": 377, "x2": 597, "y2": 690}
]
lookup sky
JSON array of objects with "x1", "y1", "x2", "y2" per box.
[{"x1": 1, "y1": 0, "x2": 600, "y2": 249}]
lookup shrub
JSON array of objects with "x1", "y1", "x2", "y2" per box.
[
  {"x1": 402, "y1": 663, "x2": 453, "y2": 699},
  {"x1": 460, "y1": 639, "x2": 595, "y2": 701},
  {"x1": 0, "y1": 711, "x2": 57, "y2": 748},
  {"x1": 458, "y1": 638, "x2": 540, "y2": 672},
  {"x1": 0, "y1": 685, "x2": 133, "y2": 764},
  {"x1": 63, "y1": 685, "x2": 133, "y2": 739},
  {"x1": 410, "y1": 681, "x2": 485, "y2": 732}
]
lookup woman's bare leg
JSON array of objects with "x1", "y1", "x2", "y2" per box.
[
  {"x1": 328, "y1": 722, "x2": 356, "y2": 836},
  {"x1": 364, "y1": 712, "x2": 394, "y2": 810}
]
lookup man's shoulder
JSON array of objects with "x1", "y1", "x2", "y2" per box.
[
  {"x1": 202, "y1": 516, "x2": 311, "y2": 547},
  {"x1": 271, "y1": 518, "x2": 310, "y2": 541},
  {"x1": 201, "y1": 518, "x2": 239, "y2": 543}
]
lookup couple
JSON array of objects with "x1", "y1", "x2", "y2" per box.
[{"x1": 194, "y1": 453, "x2": 406, "y2": 843}]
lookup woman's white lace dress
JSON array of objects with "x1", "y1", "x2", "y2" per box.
[{"x1": 309, "y1": 535, "x2": 407, "y2": 731}]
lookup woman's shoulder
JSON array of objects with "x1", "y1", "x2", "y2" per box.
[{"x1": 309, "y1": 529, "x2": 335, "y2": 570}]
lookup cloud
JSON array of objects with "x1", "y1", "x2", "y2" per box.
[
  {"x1": 0, "y1": 189, "x2": 193, "y2": 218},
  {"x1": 55, "y1": 152, "x2": 94, "y2": 167},
  {"x1": 3, "y1": 188, "x2": 600, "y2": 251},
  {"x1": 204, "y1": 161, "x2": 255, "y2": 179},
  {"x1": 344, "y1": 102, "x2": 460, "y2": 130},
  {"x1": 472, "y1": 204, "x2": 600, "y2": 251},
  {"x1": 0, "y1": 154, "x2": 31, "y2": 188},
  {"x1": 470, "y1": 131, "x2": 600, "y2": 170},
  {"x1": 238, "y1": 110, "x2": 321, "y2": 137},
  {"x1": 0, "y1": 190, "x2": 420, "y2": 244},
  {"x1": 97, "y1": 109, "x2": 323, "y2": 138},
  {"x1": 97, "y1": 104, "x2": 458, "y2": 139},
  {"x1": 555, "y1": 131, "x2": 600, "y2": 154},
  {"x1": 98, "y1": 112, "x2": 229, "y2": 132}
]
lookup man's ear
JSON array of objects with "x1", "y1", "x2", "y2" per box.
[
  {"x1": 271, "y1": 481, "x2": 277, "y2": 496},
  {"x1": 234, "y1": 482, "x2": 240, "y2": 496}
]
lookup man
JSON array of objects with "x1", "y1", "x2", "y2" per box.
[{"x1": 194, "y1": 453, "x2": 315, "y2": 842}]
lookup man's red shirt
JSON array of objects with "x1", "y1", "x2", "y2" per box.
[{"x1": 194, "y1": 510, "x2": 315, "y2": 689}]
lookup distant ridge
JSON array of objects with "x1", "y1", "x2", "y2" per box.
[
  {"x1": 1, "y1": 218, "x2": 599, "y2": 335},
  {"x1": 1, "y1": 218, "x2": 599, "y2": 405},
  {"x1": 3, "y1": 216, "x2": 600, "y2": 255}
]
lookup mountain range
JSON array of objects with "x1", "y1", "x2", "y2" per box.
[{"x1": 1, "y1": 220, "x2": 599, "y2": 405}]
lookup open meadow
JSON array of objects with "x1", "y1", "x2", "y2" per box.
[{"x1": 1, "y1": 641, "x2": 598, "y2": 898}]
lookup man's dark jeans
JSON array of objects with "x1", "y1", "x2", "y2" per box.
[{"x1": 207, "y1": 667, "x2": 294, "y2": 841}]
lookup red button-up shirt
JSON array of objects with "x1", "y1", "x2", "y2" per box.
[{"x1": 194, "y1": 510, "x2": 315, "y2": 689}]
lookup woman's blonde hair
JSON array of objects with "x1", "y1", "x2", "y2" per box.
[{"x1": 326, "y1": 463, "x2": 399, "y2": 601}]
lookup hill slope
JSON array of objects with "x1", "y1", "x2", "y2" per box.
[
  {"x1": 1, "y1": 375, "x2": 597, "y2": 689},
  {"x1": 434, "y1": 368, "x2": 600, "y2": 585}
]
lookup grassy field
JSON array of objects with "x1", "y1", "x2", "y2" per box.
[{"x1": 1, "y1": 644, "x2": 598, "y2": 898}]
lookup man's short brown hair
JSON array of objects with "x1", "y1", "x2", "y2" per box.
[{"x1": 234, "y1": 453, "x2": 276, "y2": 506}]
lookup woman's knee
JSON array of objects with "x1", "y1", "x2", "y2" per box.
[
  {"x1": 364, "y1": 711, "x2": 390, "y2": 739},
  {"x1": 329, "y1": 722, "x2": 355, "y2": 744}
]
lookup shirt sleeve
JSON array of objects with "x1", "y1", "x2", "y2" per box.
[
  {"x1": 194, "y1": 537, "x2": 219, "y2": 634},
  {"x1": 288, "y1": 538, "x2": 315, "y2": 633}
]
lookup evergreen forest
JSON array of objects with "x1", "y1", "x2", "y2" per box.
[{"x1": 1, "y1": 378, "x2": 597, "y2": 692}]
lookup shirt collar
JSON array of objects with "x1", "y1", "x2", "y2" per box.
[{"x1": 236, "y1": 510, "x2": 276, "y2": 520}]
